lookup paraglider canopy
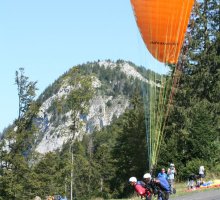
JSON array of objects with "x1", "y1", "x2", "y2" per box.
[
  {"x1": 130, "y1": 0, "x2": 194, "y2": 64},
  {"x1": 130, "y1": 0, "x2": 194, "y2": 171}
]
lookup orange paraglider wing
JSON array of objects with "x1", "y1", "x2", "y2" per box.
[{"x1": 130, "y1": 0, "x2": 194, "y2": 64}]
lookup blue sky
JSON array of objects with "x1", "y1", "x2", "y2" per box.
[{"x1": 0, "y1": 1, "x2": 168, "y2": 132}]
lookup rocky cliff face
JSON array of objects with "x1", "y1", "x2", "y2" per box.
[{"x1": 34, "y1": 60, "x2": 152, "y2": 154}]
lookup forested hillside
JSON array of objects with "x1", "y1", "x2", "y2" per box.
[{"x1": 0, "y1": 1, "x2": 219, "y2": 199}]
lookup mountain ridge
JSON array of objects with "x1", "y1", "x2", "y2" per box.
[{"x1": 1, "y1": 60, "x2": 163, "y2": 154}]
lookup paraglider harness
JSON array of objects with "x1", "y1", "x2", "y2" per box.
[
  {"x1": 143, "y1": 171, "x2": 171, "y2": 200},
  {"x1": 133, "y1": 181, "x2": 152, "y2": 199}
]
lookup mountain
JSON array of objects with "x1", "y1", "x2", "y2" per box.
[{"x1": 4, "y1": 60, "x2": 162, "y2": 154}]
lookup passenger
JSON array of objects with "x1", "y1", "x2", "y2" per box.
[
  {"x1": 129, "y1": 176, "x2": 151, "y2": 199},
  {"x1": 33, "y1": 196, "x2": 41, "y2": 200}
]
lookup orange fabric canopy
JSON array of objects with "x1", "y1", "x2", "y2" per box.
[{"x1": 131, "y1": 0, "x2": 194, "y2": 64}]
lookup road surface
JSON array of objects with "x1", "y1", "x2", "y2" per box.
[{"x1": 171, "y1": 189, "x2": 220, "y2": 200}]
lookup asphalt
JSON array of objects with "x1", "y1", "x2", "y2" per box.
[{"x1": 170, "y1": 189, "x2": 220, "y2": 200}]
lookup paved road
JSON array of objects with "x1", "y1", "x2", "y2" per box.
[{"x1": 171, "y1": 189, "x2": 220, "y2": 200}]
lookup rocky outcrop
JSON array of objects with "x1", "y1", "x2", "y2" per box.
[{"x1": 34, "y1": 60, "x2": 152, "y2": 154}]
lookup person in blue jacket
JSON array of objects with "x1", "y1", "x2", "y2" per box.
[{"x1": 157, "y1": 168, "x2": 168, "y2": 180}]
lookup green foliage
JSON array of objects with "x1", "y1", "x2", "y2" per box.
[
  {"x1": 157, "y1": 0, "x2": 220, "y2": 181},
  {"x1": 1, "y1": 3, "x2": 220, "y2": 197},
  {"x1": 33, "y1": 152, "x2": 65, "y2": 197},
  {"x1": 110, "y1": 94, "x2": 147, "y2": 198},
  {"x1": 15, "y1": 67, "x2": 38, "y2": 120},
  {"x1": 0, "y1": 69, "x2": 39, "y2": 200},
  {"x1": 180, "y1": 159, "x2": 208, "y2": 180}
]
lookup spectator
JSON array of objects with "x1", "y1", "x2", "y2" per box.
[
  {"x1": 199, "y1": 165, "x2": 205, "y2": 183},
  {"x1": 187, "y1": 174, "x2": 199, "y2": 189},
  {"x1": 167, "y1": 163, "x2": 176, "y2": 194},
  {"x1": 158, "y1": 168, "x2": 168, "y2": 180}
]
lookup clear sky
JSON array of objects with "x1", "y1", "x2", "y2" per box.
[{"x1": 0, "y1": 1, "x2": 169, "y2": 132}]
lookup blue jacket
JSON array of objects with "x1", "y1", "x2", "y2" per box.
[
  {"x1": 157, "y1": 176, "x2": 170, "y2": 192},
  {"x1": 157, "y1": 172, "x2": 168, "y2": 180}
]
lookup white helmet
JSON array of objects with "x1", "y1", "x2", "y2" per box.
[
  {"x1": 129, "y1": 177, "x2": 137, "y2": 183},
  {"x1": 143, "y1": 173, "x2": 151, "y2": 179},
  {"x1": 170, "y1": 163, "x2": 175, "y2": 167}
]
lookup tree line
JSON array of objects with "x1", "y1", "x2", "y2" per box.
[{"x1": 0, "y1": 0, "x2": 219, "y2": 199}]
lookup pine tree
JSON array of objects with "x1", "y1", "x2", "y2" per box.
[
  {"x1": 0, "y1": 69, "x2": 38, "y2": 199},
  {"x1": 15, "y1": 67, "x2": 38, "y2": 120},
  {"x1": 111, "y1": 93, "x2": 147, "y2": 197},
  {"x1": 65, "y1": 68, "x2": 95, "y2": 200}
]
